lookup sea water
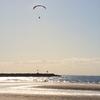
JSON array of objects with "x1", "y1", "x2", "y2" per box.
[
  {"x1": 0, "y1": 75, "x2": 100, "y2": 98},
  {"x1": 0, "y1": 75, "x2": 100, "y2": 83}
]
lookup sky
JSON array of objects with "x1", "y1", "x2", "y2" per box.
[{"x1": 0, "y1": 0, "x2": 100, "y2": 75}]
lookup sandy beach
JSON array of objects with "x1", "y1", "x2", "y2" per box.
[
  {"x1": 0, "y1": 82, "x2": 100, "y2": 100},
  {"x1": 0, "y1": 93, "x2": 100, "y2": 100},
  {"x1": 36, "y1": 82, "x2": 100, "y2": 90}
]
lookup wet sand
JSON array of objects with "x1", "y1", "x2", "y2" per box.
[
  {"x1": 36, "y1": 82, "x2": 100, "y2": 90},
  {"x1": 0, "y1": 93, "x2": 100, "y2": 100},
  {"x1": 0, "y1": 82, "x2": 100, "y2": 100}
]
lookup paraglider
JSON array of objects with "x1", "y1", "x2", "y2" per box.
[
  {"x1": 33, "y1": 5, "x2": 46, "y2": 19},
  {"x1": 38, "y1": 16, "x2": 40, "y2": 19}
]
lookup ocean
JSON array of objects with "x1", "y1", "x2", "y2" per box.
[
  {"x1": 0, "y1": 75, "x2": 100, "y2": 100},
  {"x1": 0, "y1": 75, "x2": 100, "y2": 83}
]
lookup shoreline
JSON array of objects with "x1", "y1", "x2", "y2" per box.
[
  {"x1": 0, "y1": 82, "x2": 100, "y2": 100},
  {"x1": 0, "y1": 93, "x2": 100, "y2": 100},
  {"x1": 36, "y1": 82, "x2": 100, "y2": 91}
]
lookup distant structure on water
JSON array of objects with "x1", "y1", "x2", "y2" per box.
[{"x1": 0, "y1": 72, "x2": 60, "y2": 77}]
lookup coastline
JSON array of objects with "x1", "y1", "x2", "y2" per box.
[
  {"x1": 0, "y1": 93, "x2": 100, "y2": 100},
  {"x1": 0, "y1": 82, "x2": 100, "y2": 100},
  {"x1": 36, "y1": 82, "x2": 100, "y2": 91}
]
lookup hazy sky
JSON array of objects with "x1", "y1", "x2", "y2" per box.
[{"x1": 0, "y1": 0, "x2": 100, "y2": 75}]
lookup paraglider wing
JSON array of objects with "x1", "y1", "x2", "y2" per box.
[{"x1": 33, "y1": 5, "x2": 46, "y2": 10}]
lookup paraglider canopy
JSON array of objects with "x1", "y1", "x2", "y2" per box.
[{"x1": 33, "y1": 5, "x2": 46, "y2": 10}]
